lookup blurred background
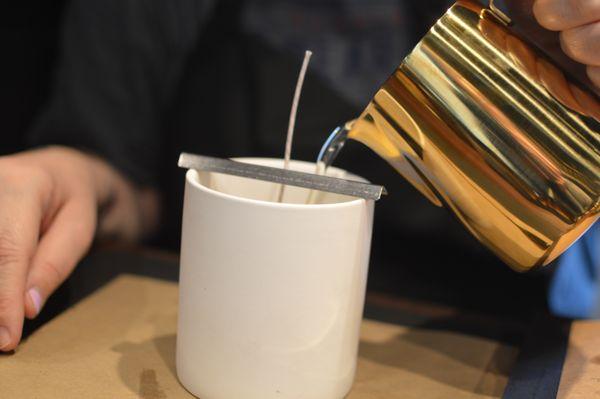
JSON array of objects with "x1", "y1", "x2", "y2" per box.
[{"x1": 1, "y1": 1, "x2": 549, "y2": 324}]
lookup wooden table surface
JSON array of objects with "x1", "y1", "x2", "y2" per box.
[{"x1": 3, "y1": 247, "x2": 595, "y2": 398}]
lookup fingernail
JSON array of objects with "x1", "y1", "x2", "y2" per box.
[
  {"x1": 0, "y1": 326, "x2": 10, "y2": 351},
  {"x1": 28, "y1": 287, "x2": 42, "y2": 316}
]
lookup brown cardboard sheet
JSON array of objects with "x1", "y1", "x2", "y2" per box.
[
  {"x1": 557, "y1": 321, "x2": 600, "y2": 398},
  {"x1": 0, "y1": 275, "x2": 517, "y2": 398}
]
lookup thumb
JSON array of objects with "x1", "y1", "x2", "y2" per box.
[
  {"x1": 588, "y1": 65, "x2": 600, "y2": 89},
  {"x1": 24, "y1": 196, "x2": 96, "y2": 319}
]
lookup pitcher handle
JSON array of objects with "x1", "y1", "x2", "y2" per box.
[{"x1": 484, "y1": 0, "x2": 512, "y2": 25}]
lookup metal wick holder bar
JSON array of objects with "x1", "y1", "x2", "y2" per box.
[{"x1": 178, "y1": 153, "x2": 387, "y2": 201}]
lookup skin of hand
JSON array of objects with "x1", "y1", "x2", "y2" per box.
[
  {"x1": 533, "y1": 0, "x2": 600, "y2": 89},
  {"x1": 0, "y1": 146, "x2": 159, "y2": 351}
]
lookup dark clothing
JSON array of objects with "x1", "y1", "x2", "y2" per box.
[
  {"x1": 21, "y1": 0, "x2": 547, "y2": 317},
  {"x1": 27, "y1": 0, "x2": 453, "y2": 247},
  {"x1": 0, "y1": 1, "x2": 65, "y2": 155}
]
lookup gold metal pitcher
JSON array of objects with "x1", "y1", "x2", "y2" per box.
[{"x1": 336, "y1": 0, "x2": 600, "y2": 271}]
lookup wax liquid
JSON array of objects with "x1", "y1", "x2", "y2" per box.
[{"x1": 304, "y1": 125, "x2": 350, "y2": 204}]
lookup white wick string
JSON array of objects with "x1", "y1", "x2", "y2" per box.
[{"x1": 277, "y1": 50, "x2": 312, "y2": 202}]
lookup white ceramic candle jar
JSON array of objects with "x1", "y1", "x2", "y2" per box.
[{"x1": 177, "y1": 158, "x2": 374, "y2": 399}]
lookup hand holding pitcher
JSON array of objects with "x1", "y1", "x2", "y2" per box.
[{"x1": 533, "y1": 0, "x2": 600, "y2": 88}]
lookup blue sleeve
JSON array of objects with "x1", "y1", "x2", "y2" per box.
[{"x1": 549, "y1": 223, "x2": 600, "y2": 319}]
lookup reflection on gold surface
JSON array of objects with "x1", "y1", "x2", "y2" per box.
[{"x1": 348, "y1": 0, "x2": 599, "y2": 271}]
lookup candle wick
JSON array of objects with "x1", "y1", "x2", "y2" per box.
[{"x1": 277, "y1": 50, "x2": 313, "y2": 203}]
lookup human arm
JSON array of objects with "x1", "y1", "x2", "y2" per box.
[{"x1": 0, "y1": 0, "x2": 215, "y2": 351}]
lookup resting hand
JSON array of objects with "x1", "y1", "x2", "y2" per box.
[{"x1": 0, "y1": 146, "x2": 157, "y2": 351}]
